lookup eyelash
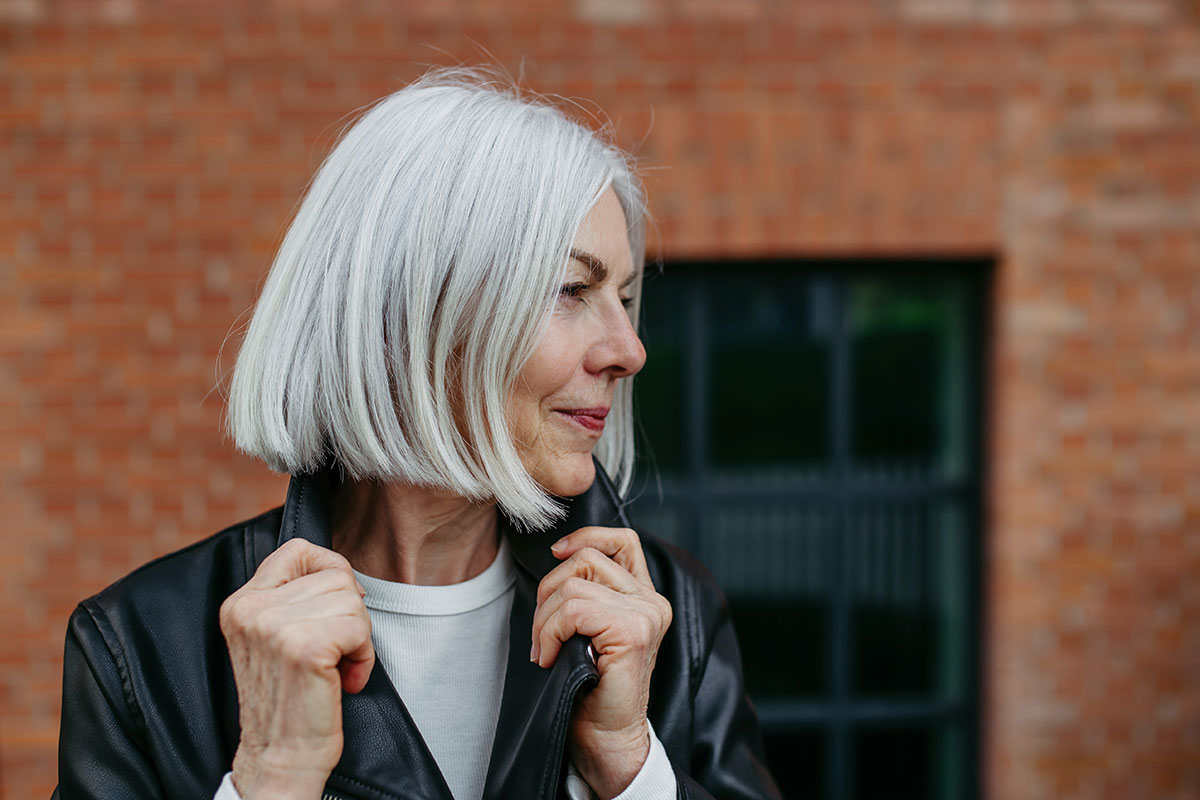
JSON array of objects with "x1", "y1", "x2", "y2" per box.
[
  {"x1": 559, "y1": 282, "x2": 589, "y2": 301},
  {"x1": 558, "y1": 282, "x2": 635, "y2": 309}
]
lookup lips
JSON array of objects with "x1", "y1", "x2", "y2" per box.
[{"x1": 556, "y1": 406, "x2": 609, "y2": 433}]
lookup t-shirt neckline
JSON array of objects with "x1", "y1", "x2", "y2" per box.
[{"x1": 352, "y1": 536, "x2": 516, "y2": 616}]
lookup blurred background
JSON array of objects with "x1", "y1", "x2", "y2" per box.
[{"x1": 3, "y1": 0, "x2": 1198, "y2": 798}]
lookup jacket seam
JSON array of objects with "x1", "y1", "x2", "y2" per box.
[
  {"x1": 242, "y1": 519, "x2": 256, "y2": 576},
  {"x1": 690, "y1": 594, "x2": 724, "y2": 702},
  {"x1": 288, "y1": 476, "x2": 307, "y2": 541},
  {"x1": 684, "y1": 572, "x2": 701, "y2": 760},
  {"x1": 543, "y1": 662, "x2": 597, "y2": 799},
  {"x1": 327, "y1": 769, "x2": 402, "y2": 800},
  {"x1": 686, "y1": 571, "x2": 701, "y2": 700},
  {"x1": 81, "y1": 600, "x2": 150, "y2": 745},
  {"x1": 675, "y1": 768, "x2": 689, "y2": 800}
]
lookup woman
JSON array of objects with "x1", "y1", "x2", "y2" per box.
[{"x1": 55, "y1": 66, "x2": 781, "y2": 800}]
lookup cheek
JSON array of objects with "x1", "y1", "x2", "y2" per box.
[
  {"x1": 518, "y1": 326, "x2": 580, "y2": 404},
  {"x1": 508, "y1": 335, "x2": 573, "y2": 447}
]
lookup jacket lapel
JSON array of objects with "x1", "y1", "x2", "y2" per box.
[
  {"x1": 482, "y1": 464, "x2": 632, "y2": 800},
  {"x1": 275, "y1": 461, "x2": 631, "y2": 800}
]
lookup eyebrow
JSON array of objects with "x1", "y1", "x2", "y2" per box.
[{"x1": 569, "y1": 248, "x2": 640, "y2": 290}]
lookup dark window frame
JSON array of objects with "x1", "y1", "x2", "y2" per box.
[{"x1": 629, "y1": 256, "x2": 992, "y2": 800}]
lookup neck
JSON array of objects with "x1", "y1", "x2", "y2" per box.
[{"x1": 331, "y1": 479, "x2": 500, "y2": 585}]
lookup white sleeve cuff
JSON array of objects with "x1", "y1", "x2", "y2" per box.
[
  {"x1": 214, "y1": 772, "x2": 243, "y2": 800},
  {"x1": 565, "y1": 720, "x2": 676, "y2": 800}
]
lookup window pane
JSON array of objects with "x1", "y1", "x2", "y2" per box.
[
  {"x1": 635, "y1": 270, "x2": 688, "y2": 472},
  {"x1": 629, "y1": 502, "x2": 683, "y2": 548},
  {"x1": 732, "y1": 596, "x2": 827, "y2": 696},
  {"x1": 709, "y1": 274, "x2": 830, "y2": 471},
  {"x1": 702, "y1": 506, "x2": 831, "y2": 697},
  {"x1": 852, "y1": 724, "x2": 966, "y2": 800},
  {"x1": 849, "y1": 279, "x2": 970, "y2": 480},
  {"x1": 850, "y1": 502, "x2": 970, "y2": 699},
  {"x1": 763, "y1": 728, "x2": 827, "y2": 800},
  {"x1": 628, "y1": 498, "x2": 830, "y2": 696},
  {"x1": 852, "y1": 726, "x2": 932, "y2": 800}
]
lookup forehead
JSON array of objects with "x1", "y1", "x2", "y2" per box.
[{"x1": 569, "y1": 187, "x2": 634, "y2": 279}]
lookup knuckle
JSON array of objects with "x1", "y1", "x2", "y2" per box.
[
  {"x1": 218, "y1": 594, "x2": 239, "y2": 630},
  {"x1": 574, "y1": 546, "x2": 603, "y2": 563},
  {"x1": 329, "y1": 567, "x2": 357, "y2": 591},
  {"x1": 279, "y1": 538, "x2": 309, "y2": 557},
  {"x1": 563, "y1": 576, "x2": 591, "y2": 596},
  {"x1": 632, "y1": 612, "x2": 656, "y2": 641},
  {"x1": 573, "y1": 548, "x2": 606, "y2": 572},
  {"x1": 220, "y1": 591, "x2": 260, "y2": 634},
  {"x1": 562, "y1": 597, "x2": 587, "y2": 619},
  {"x1": 251, "y1": 604, "x2": 283, "y2": 639},
  {"x1": 657, "y1": 595, "x2": 674, "y2": 626}
]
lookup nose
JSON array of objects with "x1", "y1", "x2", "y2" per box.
[{"x1": 589, "y1": 301, "x2": 646, "y2": 379}]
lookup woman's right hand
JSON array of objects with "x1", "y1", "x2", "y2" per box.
[{"x1": 219, "y1": 538, "x2": 375, "y2": 800}]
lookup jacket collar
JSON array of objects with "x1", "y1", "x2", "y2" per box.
[{"x1": 274, "y1": 461, "x2": 630, "y2": 800}]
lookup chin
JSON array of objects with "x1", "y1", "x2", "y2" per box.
[{"x1": 542, "y1": 455, "x2": 596, "y2": 498}]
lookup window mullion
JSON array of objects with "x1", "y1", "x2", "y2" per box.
[
  {"x1": 685, "y1": 279, "x2": 709, "y2": 558},
  {"x1": 828, "y1": 274, "x2": 853, "y2": 800}
]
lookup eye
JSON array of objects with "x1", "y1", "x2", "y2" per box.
[
  {"x1": 620, "y1": 295, "x2": 635, "y2": 309},
  {"x1": 559, "y1": 282, "x2": 590, "y2": 304}
]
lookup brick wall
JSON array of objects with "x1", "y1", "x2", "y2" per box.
[{"x1": 3, "y1": 0, "x2": 1197, "y2": 797}]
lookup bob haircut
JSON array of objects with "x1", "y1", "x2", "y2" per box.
[{"x1": 227, "y1": 65, "x2": 647, "y2": 530}]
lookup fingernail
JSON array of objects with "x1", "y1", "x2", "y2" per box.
[
  {"x1": 530, "y1": 643, "x2": 537, "y2": 663},
  {"x1": 550, "y1": 538, "x2": 568, "y2": 553}
]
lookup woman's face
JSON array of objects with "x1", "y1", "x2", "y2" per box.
[{"x1": 508, "y1": 187, "x2": 646, "y2": 497}]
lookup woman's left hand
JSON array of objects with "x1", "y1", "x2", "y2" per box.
[{"x1": 531, "y1": 526, "x2": 673, "y2": 799}]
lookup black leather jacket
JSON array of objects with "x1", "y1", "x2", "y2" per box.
[{"x1": 54, "y1": 464, "x2": 782, "y2": 800}]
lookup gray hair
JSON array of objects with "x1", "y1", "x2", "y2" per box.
[{"x1": 226, "y1": 65, "x2": 647, "y2": 530}]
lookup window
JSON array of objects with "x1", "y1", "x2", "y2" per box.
[{"x1": 630, "y1": 259, "x2": 988, "y2": 800}]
